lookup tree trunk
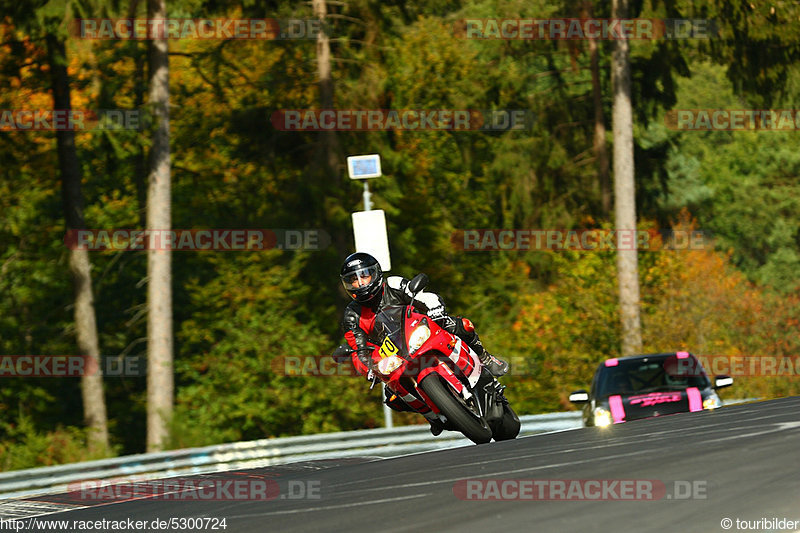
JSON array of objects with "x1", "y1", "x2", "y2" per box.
[
  {"x1": 130, "y1": 0, "x2": 148, "y2": 228},
  {"x1": 588, "y1": 13, "x2": 611, "y2": 216},
  {"x1": 313, "y1": 0, "x2": 340, "y2": 181},
  {"x1": 312, "y1": 0, "x2": 350, "y2": 260},
  {"x1": 146, "y1": 0, "x2": 174, "y2": 452},
  {"x1": 611, "y1": 0, "x2": 643, "y2": 356},
  {"x1": 45, "y1": 34, "x2": 110, "y2": 454}
]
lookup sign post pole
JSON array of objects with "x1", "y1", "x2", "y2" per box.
[{"x1": 347, "y1": 154, "x2": 393, "y2": 428}]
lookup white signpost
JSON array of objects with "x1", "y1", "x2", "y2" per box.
[
  {"x1": 347, "y1": 154, "x2": 393, "y2": 427},
  {"x1": 352, "y1": 210, "x2": 391, "y2": 272}
]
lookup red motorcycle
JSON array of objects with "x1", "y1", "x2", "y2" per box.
[{"x1": 335, "y1": 274, "x2": 520, "y2": 444}]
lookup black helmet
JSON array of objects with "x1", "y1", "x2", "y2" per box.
[{"x1": 340, "y1": 252, "x2": 383, "y2": 304}]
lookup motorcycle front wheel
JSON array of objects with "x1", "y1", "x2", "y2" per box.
[{"x1": 419, "y1": 375, "x2": 493, "y2": 444}]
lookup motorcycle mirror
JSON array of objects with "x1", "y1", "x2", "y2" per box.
[
  {"x1": 407, "y1": 273, "x2": 429, "y2": 295},
  {"x1": 407, "y1": 273, "x2": 429, "y2": 317}
]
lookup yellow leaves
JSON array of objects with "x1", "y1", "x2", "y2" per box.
[
  {"x1": 643, "y1": 230, "x2": 773, "y2": 358},
  {"x1": 503, "y1": 214, "x2": 800, "y2": 408}
]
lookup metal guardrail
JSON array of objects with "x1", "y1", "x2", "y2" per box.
[
  {"x1": 0, "y1": 411, "x2": 582, "y2": 500},
  {"x1": 0, "y1": 398, "x2": 755, "y2": 501}
]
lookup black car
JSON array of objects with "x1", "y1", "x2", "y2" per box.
[{"x1": 569, "y1": 352, "x2": 733, "y2": 427}]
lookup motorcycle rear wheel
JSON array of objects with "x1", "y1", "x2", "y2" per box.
[
  {"x1": 492, "y1": 403, "x2": 521, "y2": 441},
  {"x1": 419, "y1": 375, "x2": 493, "y2": 444}
]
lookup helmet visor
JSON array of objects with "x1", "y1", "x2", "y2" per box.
[{"x1": 341, "y1": 264, "x2": 381, "y2": 292}]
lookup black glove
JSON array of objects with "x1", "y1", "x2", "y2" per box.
[
  {"x1": 331, "y1": 344, "x2": 353, "y2": 364},
  {"x1": 355, "y1": 348, "x2": 374, "y2": 368}
]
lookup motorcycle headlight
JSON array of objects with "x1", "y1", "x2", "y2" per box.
[
  {"x1": 408, "y1": 324, "x2": 431, "y2": 354},
  {"x1": 703, "y1": 396, "x2": 721, "y2": 410},
  {"x1": 593, "y1": 407, "x2": 613, "y2": 428},
  {"x1": 376, "y1": 355, "x2": 404, "y2": 375}
]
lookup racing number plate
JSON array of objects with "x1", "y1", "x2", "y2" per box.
[{"x1": 379, "y1": 337, "x2": 399, "y2": 359}]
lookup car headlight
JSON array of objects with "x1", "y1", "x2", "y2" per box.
[
  {"x1": 408, "y1": 324, "x2": 431, "y2": 354},
  {"x1": 593, "y1": 407, "x2": 613, "y2": 428},
  {"x1": 703, "y1": 396, "x2": 721, "y2": 410},
  {"x1": 376, "y1": 355, "x2": 404, "y2": 375}
]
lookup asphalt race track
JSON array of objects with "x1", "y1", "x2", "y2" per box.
[{"x1": 10, "y1": 396, "x2": 800, "y2": 533}]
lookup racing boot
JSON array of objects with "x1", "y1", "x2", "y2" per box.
[
  {"x1": 470, "y1": 336, "x2": 510, "y2": 377},
  {"x1": 428, "y1": 419, "x2": 445, "y2": 436},
  {"x1": 422, "y1": 411, "x2": 445, "y2": 436},
  {"x1": 435, "y1": 316, "x2": 510, "y2": 377},
  {"x1": 458, "y1": 319, "x2": 509, "y2": 377}
]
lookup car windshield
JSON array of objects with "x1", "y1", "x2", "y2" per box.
[{"x1": 596, "y1": 355, "x2": 711, "y2": 398}]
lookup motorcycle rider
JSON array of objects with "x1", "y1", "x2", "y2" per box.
[{"x1": 335, "y1": 252, "x2": 510, "y2": 432}]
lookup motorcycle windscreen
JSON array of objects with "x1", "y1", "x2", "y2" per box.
[{"x1": 370, "y1": 305, "x2": 409, "y2": 357}]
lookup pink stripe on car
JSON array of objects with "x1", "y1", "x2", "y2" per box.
[
  {"x1": 687, "y1": 387, "x2": 702, "y2": 411},
  {"x1": 609, "y1": 395, "x2": 626, "y2": 423}
]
